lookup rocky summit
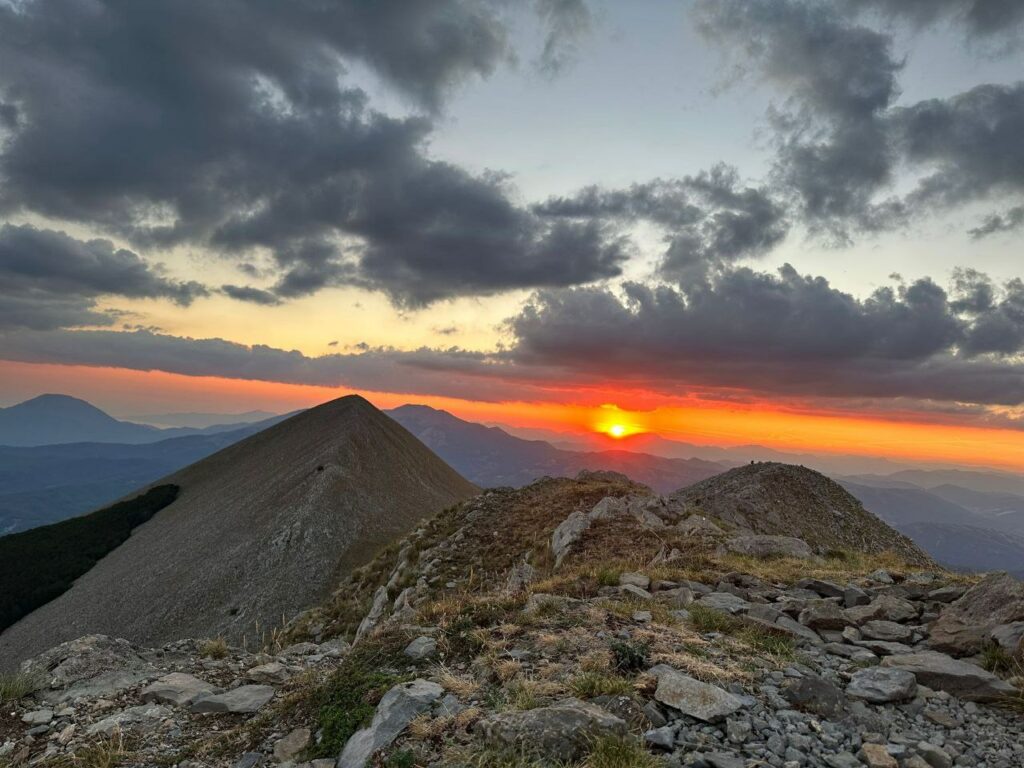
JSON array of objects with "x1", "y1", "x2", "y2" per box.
[{"x1": 2, "y1": 470, "x2": 1023, "y2": 768}]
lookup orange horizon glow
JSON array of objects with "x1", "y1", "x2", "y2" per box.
[{"x1": 2, "y1": 359, "x2": 1024, "y2": 474}]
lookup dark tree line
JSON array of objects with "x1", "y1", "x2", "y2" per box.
[{"x1": 0, "y1": 484, "x2": 179, "y2": 632}]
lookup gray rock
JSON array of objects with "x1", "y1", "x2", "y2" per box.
[
  {"x1": 844, "y1": 585, "x2": 871, "y2": 607},
  {"x1": 881, "y1": 651, "x2": 1017, "y2": 701},
  {"x1": 88, "y1": 704, "x2": 171, "y2": 735},
  {"x1": 860, "y1": 620, "x2": 913, "y2": 642},
  {"x1": 650, "y1": 664, "x2": 746, "y2": 722},
  {"x1": 40, "y1": 669, "x2": 152, "y2": 704},
  {"x1": 987, "y1": 621, "x2": 1024, "y2": 654},
  {"x1": 274, "y1": 727, "x2": 311, "y2": 762},
  {"x1": 929, "y1": 573, "x2": 1024, "y2": 656},
  {"x1": 799, "y1": 601, "x2": 850, "y2": 630},
  {"x1": 705, "y1": 754, "x2": 744, "y2": 768},
  {"x1": 354, "y1": 586, "x2": 390, "y2": 644},
  {"x1": 551, "y1": 511, "x2": 591, "y2": 567},
  {"x1": 847, "y1": 668, "x2": 918, "y2": 703},
  {"x1": 781, "y1": 675, "x2": 848, "y2": 719},
  {"x1": 232, "y1": 753, "x2": 263, "y2": 768},
  {"x1": 853, "y1": 639, "x2": 914, "y2": 656},
  {"x1": 280, "y1": 642, "x2": 319, "y2": 656},
  {"x1": 141, "y1": 672, "x2": 215, "y2": 707},
  {"x1": 824, "y1": 643, "x2": 876, "y2": 662},
  {"x1": 917, "y1": 742, "x2": 953, "y2": 768},
  {"x1": 774, "y1": 615, "x2": 824, "y2": 645},
  {"x1": 20, "y1": 709, "x2": 53, "y2": 725},
  {"x1": 797, "y1": 578, "x2": 845, "y2": 598},
  {"x1": 928, "y1": 585, "x2": 967, "y2": 604},
  {"x1": 619, "y1": 583, "x2": 653, "y2": 600},
  {"x1": 845, "y1": 595, "x2": 920, "y2": 625},
  {"x1": 619, "y1": 572, "x2": 651, "y2": 589},
  {"x1": 644, "y1": 725, "x2": 676, "y2": 750},
  {"x1": 722, "y1": 535, "x2": 814, "y2": 560},
  {"x1": 677, "y1": 515, "x2": 723, "y2": 535},
  {"x1": 699, "y1": 592, "x2": 750, "y2": 614},
  {"x1": 403, "y1": 636, "x2": 437, "y2": 660},
  {"x1": 191, "y1": 684, "x2": 276, "y2": 714},
  {"x1": 20, "y1": 635, "x2": 153, "y2": 690},
  {"x1": 477, "y1": 699, "x2": 627, "y2": 762},
  {"x1": 246, "y1": 661, "x2": 293, "y2": 684},
  {"x1": 339, "y1": 679, "x2": 444, "y2": 768}
]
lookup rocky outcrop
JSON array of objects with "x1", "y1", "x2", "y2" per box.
[
  {"x1": 881, "y1": 651, "x2": 1017, "y2": 701},
  {"x1": 650, "y1": 665, "x2": 747, "y2": 722},
  {"x1": 477, "y1": 699, "x2": 627, "y2": 761},
  {"x1": 338, "y1": 680, "x2": 444, "y2": 768},
  {"x1": 669, "y1": 463, "x2": 934, "y2": 563},
  {"x1": 928, "y1": 572, "x2": 1024, "y2": 655}
]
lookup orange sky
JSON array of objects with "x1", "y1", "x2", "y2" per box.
[{"x1": 3, "y1": 359, "x2": 1023, "y2": 473}]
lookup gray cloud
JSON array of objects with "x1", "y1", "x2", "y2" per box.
[
  {"x1": 850, "y1": 0, "x2": 1024, "y2": 41},
  {"x1": 535, "y1": 0, "x2": 593, "y2": 76},
  {"x1": 534, "y1": 164, "x2": 788, "y2": 280},
  {"x1": 970, "y1": 206, "x2": 1024, "y2": 238},
  {"x1": 506, "y1": 266, "x2": 1024, "y2": 406},
  {"x1": 0, "y1": 224, "x2": 206, "y2": 331},
  {"x1": 695, "y1": 0, "x2": 1024, "y2": 238},
  {"x1": 0, "y1": 0, "x2": 608, "y2": 307},
  {"x1": 220, "y1": 285, "x2": 282, "y2": 306},
  {"x1": 694, "y1": 0, "x2": 905, "y2": 238}
]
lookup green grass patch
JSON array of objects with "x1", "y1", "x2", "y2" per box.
[
  {"x1": 686, "y1": 604, "x2": 742, "y2": 634},
  {"x1": 609, "y1": 640, "x2": 649, "y2": 673},
  {"x1": 568, "y1": 671, "x2": 634, "y2": 698},
  {"x1": 0, "y1": 670, "x2": 41, "y2": 702},
  {"x1": 310, "y1": 629, "x2": 412, "y2": 757},
  {"x1": 586, "y1": 736, "x2": 662, "y2": 768}
]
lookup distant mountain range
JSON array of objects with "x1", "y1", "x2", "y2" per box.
[
  {"x1": 0, "y1": 394, "x2": 278, "y2": 446},
  {"x1": 3, "y1": 393, "x2": 1024, "y2": 578},
  {"x1": 386, "y1": 404, "x2": 727, "y2": 492}
]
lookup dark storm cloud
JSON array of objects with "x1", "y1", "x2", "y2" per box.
[
  {"x1": 891, "y1": 83, "x2": 1024, "y2": 210},
  {"x1": 0, "y1": 0, "x2": 609, "y2": 306},
  {"x1": 695, "y1": 0, "x2": 1024, "y2": 237},
  {"x1": 0, "y1": 224, "x2": 206, "y2": 331},
  {"x1": 849, "y1": 0, "x2": 1024, "y2": 41},
  {"x1": 694, "y1": 0, "x2": 905, "y2": 238},
  {"x1": 970, "y1": 206, "x2": 1024, "y2": 238},
  {"x1": 505, "y1": 266, "x2": 1024, "y2": 406},
  {"x1": 534, "y1": 165, "x2": 788, "y2": 279}
]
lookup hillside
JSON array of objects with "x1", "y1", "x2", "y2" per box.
[
  {"x1": 3, "y1": 469, "x2": 1020, "y2": 768},
  {"x1": 0, "y1": 418, "x2": 285, "y2": 534},
  {"x1": 388, "y1": 404, "x2": 726, "y2": 492},
  {"x1": 0, "y1": 396, "x2": 477, "y2": 668},
  {"x1": 670, "y1": 463, "x2": 933, "y2": 564}
]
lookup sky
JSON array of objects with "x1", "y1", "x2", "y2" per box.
[{"x1": 1, "y1": 0, "x2": 1024, "y2": 471}]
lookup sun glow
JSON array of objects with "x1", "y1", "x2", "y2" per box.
[{"x1": 607, "y1": 424, "x2": 626, "y2": 438}]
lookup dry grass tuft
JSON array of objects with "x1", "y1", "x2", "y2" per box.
[
  {"x1": 433, "y1": 665, "x2": 482, "y2": 698},
  {"x1": 198, "y1": 637, "x2": 229, "y2": 659}
]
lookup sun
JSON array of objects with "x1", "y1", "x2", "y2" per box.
[{"x1": 607, "y1": 424, "x2": 627, "y2": 438}]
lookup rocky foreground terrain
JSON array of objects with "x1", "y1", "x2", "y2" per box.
[{"x1": 2, "y1": 469, "x2": 1023, "y2": 768}]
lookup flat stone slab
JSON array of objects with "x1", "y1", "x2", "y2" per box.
[
  {"x1": 650, "y1": 664, "x2": 746, "y2": 722},
  {"x1": 881, "y1": 651, "x2": 1016, "y2": 701},
  {"x1": 141, "y1": 672, "x2": 216, "y2": 707},
  {"x1": 191, "y1": 684, "x2": 276, "y2": 714},
  {"x1": 847, "y1": 667, "x2": 918, "y2": 703}
]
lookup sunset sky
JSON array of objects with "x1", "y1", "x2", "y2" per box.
[{"x1": 1, "y1": 1, "x2": 1024, "y2": 471}]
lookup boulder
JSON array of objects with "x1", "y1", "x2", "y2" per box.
[
  {"x1": 20, "y1": 709, "x2": 53, "y2": 725},
  {"x1": 860, "y1": 743, "x2": 898, "y2": 768},
  {"x1": 650, "y1": 664, "x2": 746, "y2": 722},
  {"x1": 845, "y1": 596, "x2": 919, "y2": 625},
  {"x1": 881, "y1": 651, "x2": 1017, "y2": 701},
  {"x1": 476, "y1": 699, "x2": 627, "y2": 762},
  {"x1": 929, "y1": 573, "x2": 1024, "y2": 656},
  {"x1": 619, "y1": 572, "x2": 651, "y2": 589},
  {"x1": 88, "y1": 704, "x2": 171, "y2": 736},
  {"x1": 677, "y1": 515, "x2": 723, "y2": 535},
  {"x1": 246, "y1": 661, "x2": 293, "y2": 685},
  {"x1": 722, "y1": 535, "x2": 814, "y2": 560},
  {"x1": 551, "y1": 511, "x2": 591, "y2": 566},
  {"x1": 781, "y1": 675, "x2": 848, "y2": 719},
  {"x1": 190, "y1": 685, "x2": 276, "y2": 714},
  {"x1": 403, "y1": 636, "x2": 437, "y2": 660},
  {"x1": 339, "y1": 679, "x2": 444, "y2": 768},
  {"x1": 847, "y1": 667, "x2": 918, "y2": 703},
  {"x1": 796, "y1": 579, "x2": 845, "y2": 598},
  {"x1": 799, "y1": 601, "x2": 850, "y2": 630},
  {"x1": 274, "y1": 727, "x2": 311, "y2": 762},
  {"x1": 860, "y1": 620, "x2": 913, "y2": 643},
  {"x1": 20, "y1": 635, "x2": 153, "y2": 690},
  {"x1": 988, "y1": 622, "x2": 1024, "y2": 655},
  {"x1": 141, "y1": 673, "x2": 215, "y2": 707},
  {"x1": 699, "y1": 592, "x2": 750, "y2": 614}
]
